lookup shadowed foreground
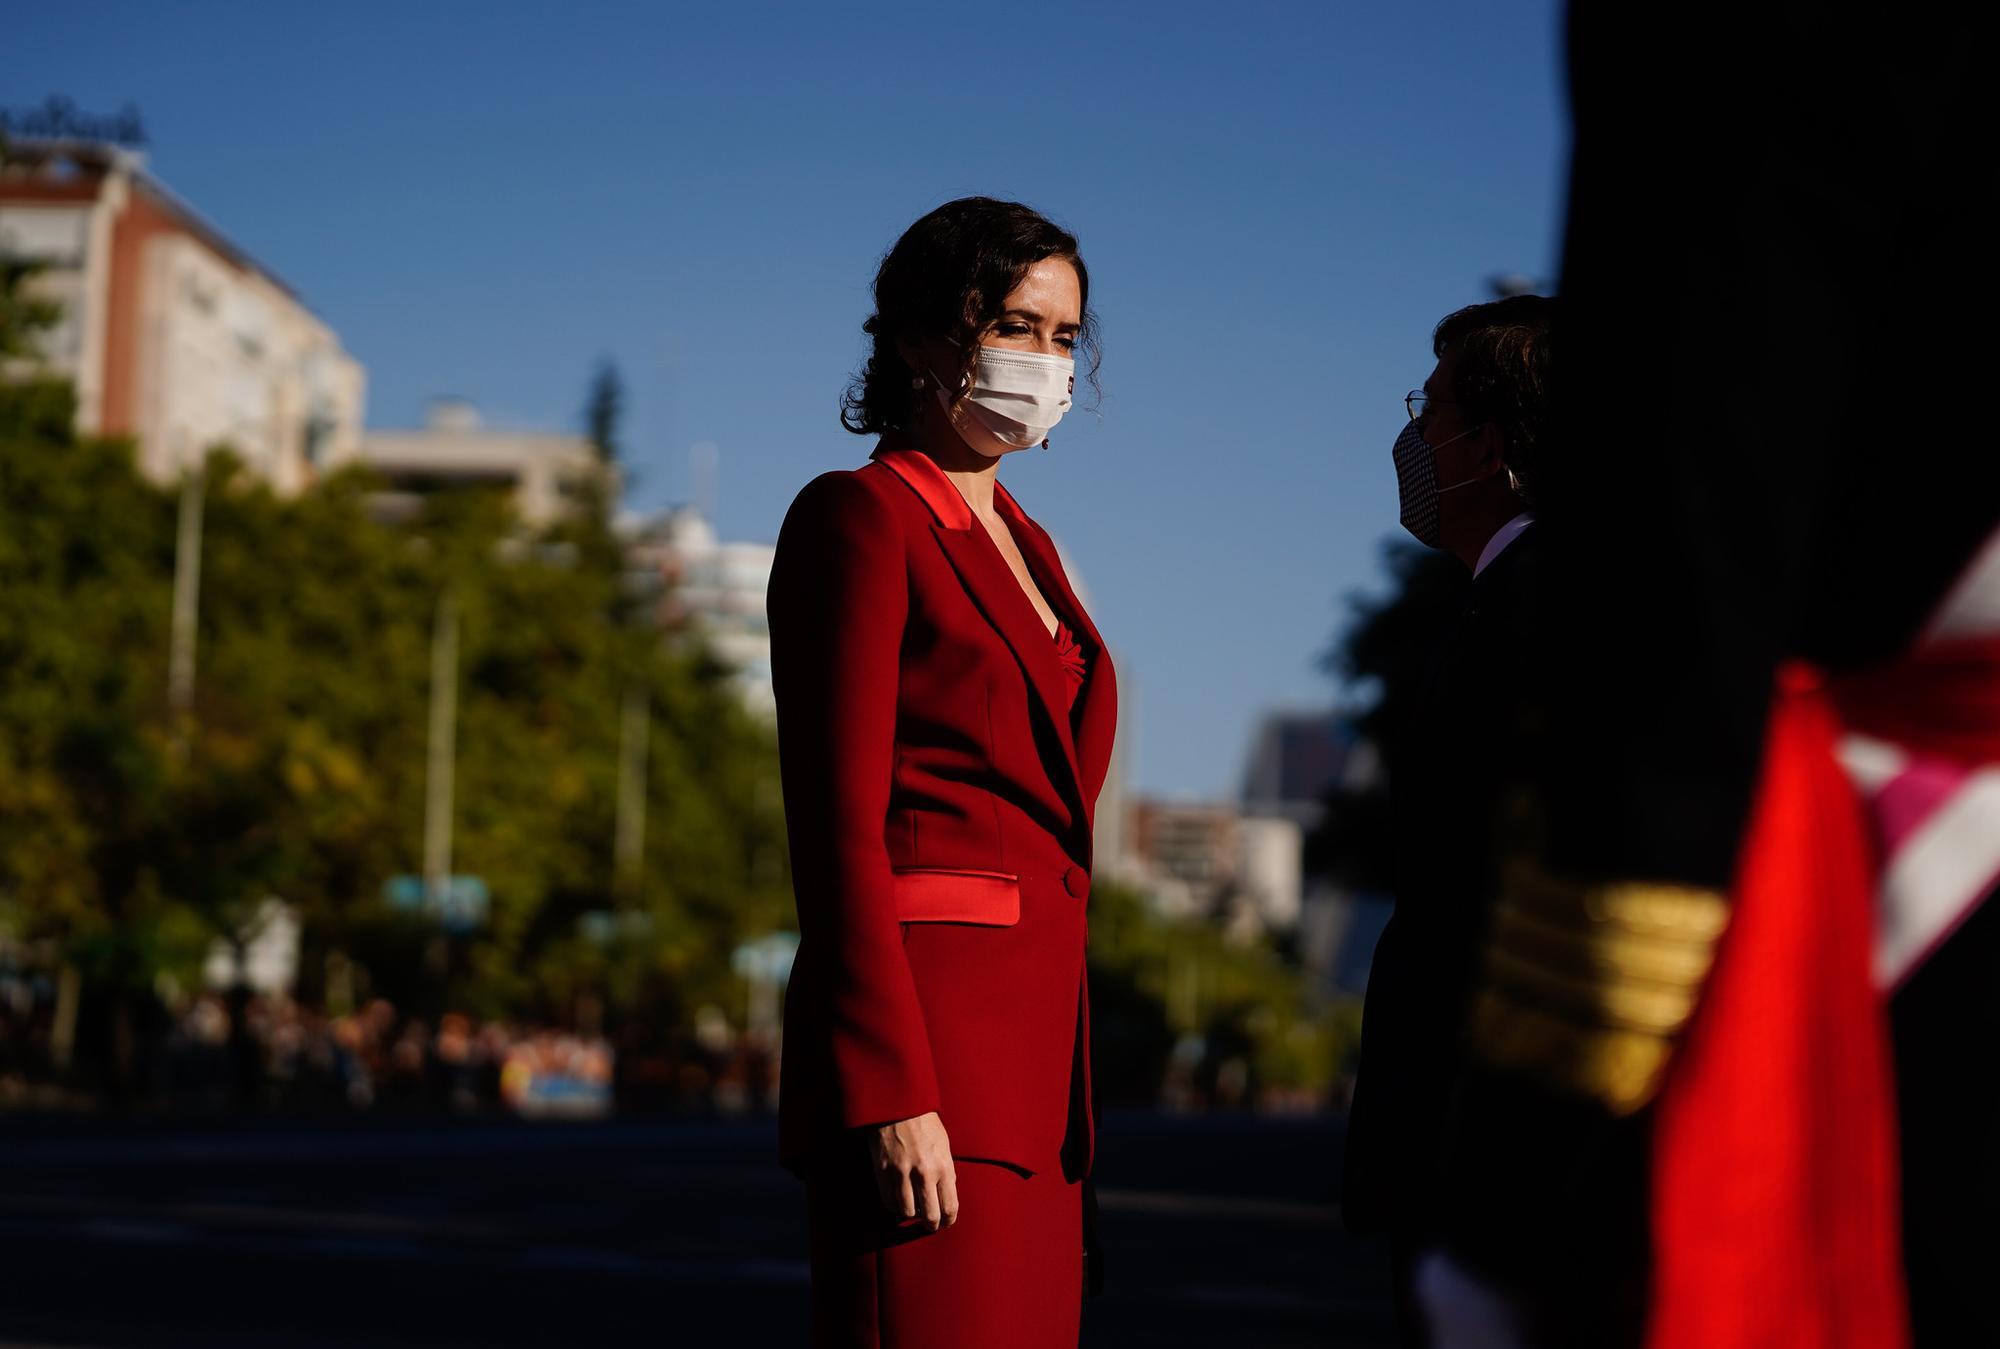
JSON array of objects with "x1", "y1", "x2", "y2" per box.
[{"x1": 0, "y1": 1110, "x2": 1391, "y2": 1347}]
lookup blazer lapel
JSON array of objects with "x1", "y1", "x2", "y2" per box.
[
  {"x1": 872, "y1": 443, "x2": 1087, "y2": 815},
  {"x1": 996, "y1": 482, "x2": 1118, "y2": 818}
]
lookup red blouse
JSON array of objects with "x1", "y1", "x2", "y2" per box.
[{"x1": 1052, "y1": 621, "x2": 1088, "y2": 710}]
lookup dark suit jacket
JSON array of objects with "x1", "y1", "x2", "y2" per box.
[
  {"x1": 1343, "y1": 525, "x2": 1541, "y2": 1238},
  {"x1": 767, "y1": 435, "x2": 1117, "y2": 1180}
]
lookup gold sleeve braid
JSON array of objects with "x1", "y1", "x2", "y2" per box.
[{"x1": 1466, "y1": 860, "x2": 1732, "y2": 1115}]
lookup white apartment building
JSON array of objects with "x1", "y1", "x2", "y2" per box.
[
  {"x1": 0, "y1": 139, "x2": 365, "y2": 491},
  {"x1": 624, "y1": 504, "x2": 776, "y2": 717}
]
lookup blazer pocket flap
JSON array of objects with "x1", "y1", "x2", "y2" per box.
[{"x1": 892, "y1": 869, "x2": 1021, "y2": 926}]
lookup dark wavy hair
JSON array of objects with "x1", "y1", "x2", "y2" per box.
[
  {"x1": 841, "y1": 197, "x2": 1100, "y2": 436},
  {"x1": 1432, "y1": 295, "x2": 1557, "y2": 503}
]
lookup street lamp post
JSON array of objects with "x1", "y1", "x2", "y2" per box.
[
  {"x1": 167, "y1": 459, "x2": 205, "y2": 754},
  {"x1": 614, "y1": 681, "x2": 649, "y2": 900},
  {"x1": 166, "y1": 410, "x2": 301, "y2": 752},
  {"x1": 423, "y1": 585, "x2": 460, "y2": 905}
]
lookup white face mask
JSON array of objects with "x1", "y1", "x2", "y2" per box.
[{"x1": 935, "y1": 345, "x2": 1075, "y2": 452}]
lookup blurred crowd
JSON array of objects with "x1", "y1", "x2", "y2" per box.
[
  {"x1": 164, "y1": 996, "x2": 586, "y2": 1115},
  {"x1": 0, "y1": 964, "x2": 780, "y2": 1119}
]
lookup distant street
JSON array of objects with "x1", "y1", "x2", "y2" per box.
[{"x1": 0, "y1": 1110, "x2": 1393, "y2": 1348}]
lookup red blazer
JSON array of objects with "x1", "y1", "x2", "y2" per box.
[{"x1": 769, "y1": 435, "x2": 1118, "y2": 1180}]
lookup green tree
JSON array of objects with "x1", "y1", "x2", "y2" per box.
[
  {"x1": 584, "y1": 358, "x2": 622, "y2": 465},
  {"x1": 0, "y1": 135, "x2": 78, "y2": 448},
  {"x1": 0, "y1": 136, "x2": 65, "y2": 366},
  {"x1": 0, "y1": 383, "x2": 788, "y2": 1100},
  {"x1": 1086, "y1": 881, "x2": 1350, "y2": 1106},
  {"x1": 0, "y1": 240, "x2": 789, "y2": 1102},
  {"x1": 0, "y1": 254, "x2": 62, "y2": 365},
  {"x1": 1304, "y1": 540, "x2": 1465, "y2": 892}
]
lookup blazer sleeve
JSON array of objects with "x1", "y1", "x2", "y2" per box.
[{"x1": 767, "y1": 471, "x2": 940, "y2": 1130}]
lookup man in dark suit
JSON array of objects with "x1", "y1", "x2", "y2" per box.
[
  {"x1": 1343, "y1": 296, "x2": 1555, "y2": 1347},
  {"x1": 1429, "y1": 6, "x2": 2000, "y2": 1346}
]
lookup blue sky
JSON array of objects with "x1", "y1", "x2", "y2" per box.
[{"x1": 10, "y1": 1, "x2": 1567, "y2": 797}]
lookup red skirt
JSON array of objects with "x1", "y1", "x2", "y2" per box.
[{"x1": 807, "y1": 1155, "x2": 1083, "y2": 1349}]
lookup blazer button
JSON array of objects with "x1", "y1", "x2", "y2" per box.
[{"x1": 1063, "y1": 866, "x2": 1089, "y2": 900}]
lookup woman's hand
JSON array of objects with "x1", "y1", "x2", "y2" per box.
[{"x1": 869, "y1": 1111, "x2": 959, "y2": 1232}]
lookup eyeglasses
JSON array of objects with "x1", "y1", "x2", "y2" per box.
[{"x1": 1404, "y1": 390, "x2": 1456, "y2": 422}]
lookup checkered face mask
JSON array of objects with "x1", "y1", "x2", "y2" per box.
[
  {"x1": 1393, "y1": 420, "x2": 1442, "y2": 546},
  {"x1": 1392, "y1": 419, "x2": 1485, "y2": 548}
]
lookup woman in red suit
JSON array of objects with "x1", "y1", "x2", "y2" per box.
[{"x1": 767, "y1": 197, "x2": 1118, "y2": 1348}]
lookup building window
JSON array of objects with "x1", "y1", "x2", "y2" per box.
[
  {"x1": 183, "y1": 272, "x2": 217, "y2": 314},
  {"x1": 302, "y1": 410, "x2": 334, "y2": 466}
]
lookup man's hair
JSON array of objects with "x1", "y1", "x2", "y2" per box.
[{"x1": 1432, "y1": 295, "x2": 1556, "y2": 504}]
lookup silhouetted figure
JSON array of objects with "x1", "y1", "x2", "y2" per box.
[
  {"x1": 1435, "y1": 5, "x2": 2000, "y2": 1346},
  {"x1": 1345, "y1": 297, "x2": 1554, "y2": 1348}
]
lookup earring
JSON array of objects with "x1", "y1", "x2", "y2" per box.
[{"x1": 911, "y1": 375, "x2": 926, "y2": 391}]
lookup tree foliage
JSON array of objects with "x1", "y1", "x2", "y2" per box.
[
  {"x1": 1304, "y1": 540, "x2": 1466, "y2": 891},
  {"x1": 0, "y1": 136, "x2": 67, "y2": 366},
  {"x1": 1086, "y1": 881, "x2": 1352, "y2": 1105},
  {"x1": 0, "y1": 376, "x2": 787, "y2": 1090},
  {"x1": 584, "y1": 359, "x2": 622, "y2": 466}
]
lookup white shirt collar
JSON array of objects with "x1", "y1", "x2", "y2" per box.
[{"x1": 1473, "y1": 511, "x2": 1536, "y2": 578}]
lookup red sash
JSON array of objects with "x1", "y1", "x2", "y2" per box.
[{"x1": 1837, "y1": 636, "x2": 2000, "y2": 767}]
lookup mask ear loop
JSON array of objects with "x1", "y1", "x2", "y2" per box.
[
  {"x1": 1046, "y1": 371, "x2": 1071, "y2": 448},
  {"x1": 927, "y1": 361, "x2": 969, "y2": 399},
  {"x1": 1429, "y1": 423, "x2": 1503, "y2": 494},
  {"x1": 918, "y1": 362, "x2": 975, "y2": 449}
]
